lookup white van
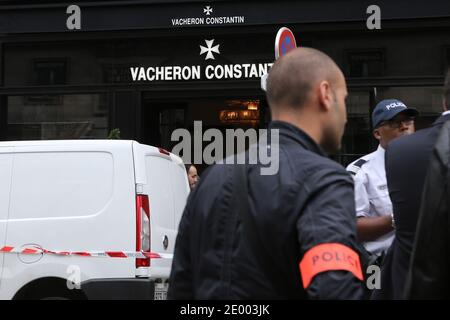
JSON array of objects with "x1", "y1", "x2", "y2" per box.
[{"x1": 0, "y1": 140, "x2": 189, "y2": 300}]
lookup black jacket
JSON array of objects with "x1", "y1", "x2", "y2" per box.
[
  {"x1": 405, "y1": 120, "x2": 450, "y2": 299},
  {"x1": 168, "y1": 121, "x2": 364, "y2": 299},
  {"x1": 373, "y1": 113, "x2": 450, "y2": 300}
]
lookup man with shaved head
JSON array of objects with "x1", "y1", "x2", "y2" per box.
[
  {"x1": 169, "y1": 47, "x2": 364, "y2": 300},
  {"x1": 266, "y1": 47, "x2": 348, "y2": 154}
]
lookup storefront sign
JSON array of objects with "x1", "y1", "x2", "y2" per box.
[
  {"x1": 2, "y1": 1, "x2": 450, "y2": 34},
  {"x1": 130, "y1": 63, "x2": 273, "y2": 82},
  {"x1": 171, "y1": 5, "x2": 246, "y2": 27},
  {"x1": 130, "y1": 37, "x2": 273, "y2": 82}
]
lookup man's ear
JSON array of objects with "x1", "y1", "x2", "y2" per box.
[
  {"x1": 373, "y1": 128, "x2": 381, "y2": 141},
  {"x1": 318, "y1": 81, "x2": 332, "y2": 111}
]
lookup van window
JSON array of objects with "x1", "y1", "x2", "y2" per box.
[
  {"x1": 9, "y1": 152, "x2": 113, "y2": 219},
  {"x1": 145, "y1": 156, "x2": 174, "y2": 229}
]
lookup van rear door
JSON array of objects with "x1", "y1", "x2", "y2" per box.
[
  {"x1": 132, "y1": 142, "x2": 189, "y2": 279},
  {"x1": 170, "y1": 159, "x2": 190, "y2": 229},
  {"x1": 145, "y1": 154, "x2": 175, "y2": 255}
]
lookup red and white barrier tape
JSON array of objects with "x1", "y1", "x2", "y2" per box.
[{"x1": 0, "y1": 245, "x2": 173, "y2": 260}]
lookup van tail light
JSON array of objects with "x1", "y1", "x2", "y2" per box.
[
  {"x1": 158, "y1": 148, "x2": 170, "y2": 156},
  {"x1": 136, "y1": 194, "x2": 150, "y2": 268}
]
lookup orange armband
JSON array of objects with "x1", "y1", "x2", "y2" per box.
[{"x1": 299, "y1": 243, "x2": 363, "y2": 288}]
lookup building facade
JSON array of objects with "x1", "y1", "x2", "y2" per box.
[{"x1": 1, "y1": 0, "x2": 449, "y2": 165}]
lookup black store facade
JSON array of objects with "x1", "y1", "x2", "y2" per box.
[{"x1": 1, "y1": 0, "x2": 450, "y2": 166}]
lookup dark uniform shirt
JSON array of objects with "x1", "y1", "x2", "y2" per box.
[
  {"x1": 373, "y1": 112, "x2": 450, "y2": 299},
  {"x1": 406, "y1": 119, "x2": 450, "y2": 299},
  {"x1": 168, "y1": 121, "x2": 364, "y2": 299}
]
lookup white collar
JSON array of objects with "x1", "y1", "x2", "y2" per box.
[
  {"x1": 372, "y1": 144, "x2": 385, "y2": 162},
  {"x1": 443, "y1": 110, "x2": 450, "y2": 116},
  {"x1": 376, "y1": 144, "x2": 385, "y2": 154}
]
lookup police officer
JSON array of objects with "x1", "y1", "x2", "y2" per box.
[
  {"x1": 346, "y1": 99, "x2": 418, "y2": 257},
  {"x1": 169, "y1": 47, "x2": 365, "y2": 300}
]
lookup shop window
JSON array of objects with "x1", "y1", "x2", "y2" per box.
[
  {"x1": 347, "y1": 49, "x2": 385, "y2": 77},
  {"x1": 219, "y1": 100, "x2": 260, "y2": 126},
  {"x1": 160, "y1": 108, "x2": 185, "y2": 150},
  {"x1": 7, "y1": 93, "x2": 109, "y2": 140},
  {"x1": 32, "y1": 59, "x2": 67, "y2": 85},
  {"x1": 102, "y1": 63, "x2": 134, "y2": 83},
  {"x1": 338, "y1": 90, "x2": 372, "y2": 166},
  {"x1": 445, "y1": 46, "x2": 450, "y2": 73}
]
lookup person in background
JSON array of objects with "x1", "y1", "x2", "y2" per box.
[
  {"x1": 405, "y1": 120, "x2": 450, "y2": 299},
  {"x1": 376, "y1": 69, "x2": 450, "y2": 299},
  {"x1": 346, "y1": 100, "x2": 418, "y2": 259},
  {"x1": 185, "y1": 164, "x2": 200, "y2": 190}
]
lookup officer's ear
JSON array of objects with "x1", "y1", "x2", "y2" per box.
[{"x1": 373, "y1": 128, "x2": 382, "y2": 141}]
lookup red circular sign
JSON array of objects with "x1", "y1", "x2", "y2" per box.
[{"x1": 275, "y1": 27, "x2": 297, "y2": 60}]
